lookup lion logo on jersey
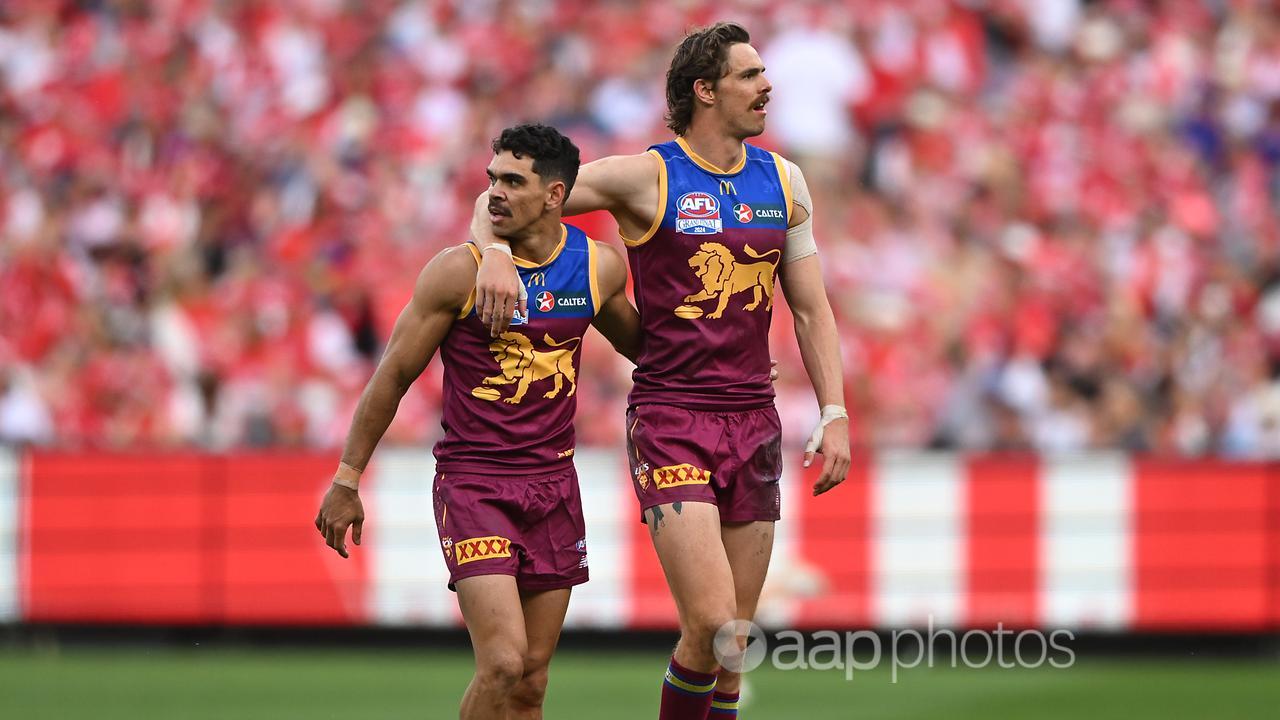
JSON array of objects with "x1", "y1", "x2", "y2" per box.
[
  {"x1": 678, "y1": 242, "x2": 782, "y2": 320},
  {"x1": 472, "y1": 331, "x2": 581, "y2": 404}
]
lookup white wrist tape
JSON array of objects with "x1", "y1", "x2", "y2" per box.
[
  {"x1": 804, "y1": 404, "x2": 849, "y2": 454},
  {"x1": 481, "y1": 244, "x2": 527, "y2": 316}
]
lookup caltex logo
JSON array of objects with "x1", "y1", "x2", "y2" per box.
[
  {"x1": 734, "y1": 203, "x2": 753, "y2": 223},
  {"x1": 536, "y1": 291, "x2": 556, "y2": 312}
]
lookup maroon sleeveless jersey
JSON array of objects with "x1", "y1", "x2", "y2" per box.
[
  {"x1": 625, "y1": 138, "x2": 792, "y2": 410},
  {"x1": 433, "y1": 225, "x2": 603, "y2": 473}
]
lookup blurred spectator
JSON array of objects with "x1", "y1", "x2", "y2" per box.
[
  {"x1": 4, "y1": 0, "x2": 1280, "y2": 458},
  {"x1": 763, "y1": 6, "x2": 870, "y2": 161},
  {"x1": 0, "y1": 361, "x2": 53, "y2": 445}
]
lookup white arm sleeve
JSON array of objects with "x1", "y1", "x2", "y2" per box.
[{"x1": 783, "y1": 159, "x2": 818, "y2": 264}]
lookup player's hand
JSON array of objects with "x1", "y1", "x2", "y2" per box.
[
  {"x1": 808, "y1": 417, "x2": 851, "y2": 496},
  {"x1": 475, "y1": 250, "x2": 526, "y2": 337},
  {"x1": 769, "y1": 359, "x2": 779, "y2": 383},
  {"x1": 314, "y1": 484, "x2": 364, "y2": 559}
]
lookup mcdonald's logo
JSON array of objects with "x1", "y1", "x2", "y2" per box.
[
  {"x1": 718, "y1": 180, "x2": 737, "y2": 196},
  {"x1": 454, "y1": 535, "x2": 513, "y2": 565}
]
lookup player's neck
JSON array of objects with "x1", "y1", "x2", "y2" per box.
[
  {"x1": 678, "y1": 125, "x2": 745, "y2": 173},
  {"x1": 507, "y1": 215, "x2": 563, "y2": 266}
]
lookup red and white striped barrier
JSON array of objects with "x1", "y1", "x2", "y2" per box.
[{"x1": 4, "y1": 448, "x2": 1277, "y2": 631}]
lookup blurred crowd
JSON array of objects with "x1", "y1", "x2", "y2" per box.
[{"x1": 5, "y1": 0, "x2": 1280, "y2": 456}]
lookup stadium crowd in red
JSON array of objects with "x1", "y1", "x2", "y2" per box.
[{"x1": 4, "y1": 0, "x2": 1280, "y2": 455}]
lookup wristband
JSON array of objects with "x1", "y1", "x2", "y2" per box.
[
  {"x1": 819, "y1": 404, "x2": 849, "y2": 423},
  {"x1": 804, "y1": 405, "x2": 849, "y2": 456},
  {"x1": 483, "y1": 243, "x2": 513, "y2": 259},
  {"x1": 333, "y1": 461, "x2": 363, "y2": 491}
]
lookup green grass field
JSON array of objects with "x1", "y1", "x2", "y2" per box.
[{"x1": 0, "y1": 646, "x2": 1276, "y2": 719}]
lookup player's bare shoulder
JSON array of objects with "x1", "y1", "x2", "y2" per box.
[
  {"x1": 746, "y1": 145, "x2": 810, "y2": 227},
  {"x1": 777, "y1": 154, "x2": 812, "y2": 227},
  {"x1": 413, "y1": 243, "x2": 481, "y2": 313},
  {"x1": 593, "y1": 241, "x2": 629, "y2": 296}
]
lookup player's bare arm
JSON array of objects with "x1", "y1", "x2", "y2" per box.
[
  {"x1": 590, "y1": 243, "x2": 642, "y2": 363},
  {"x1": 473, "y1": 152, "x2": 660, "y2": 335},
  {"x1": 777, "y1": 160, "x2": 851, "y2": 496},
  {"x1": 315, "y1": 246, "x2": 477, "y2": 558}
]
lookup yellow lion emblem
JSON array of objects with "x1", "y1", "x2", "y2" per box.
[
  {"x1": 472, "y1": 331, "x2": 581, "y2": 404},
  {"x1": 681, "y1": 242, "x2": 782, "y2": 319}
]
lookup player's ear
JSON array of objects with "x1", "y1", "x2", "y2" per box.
[
  {"x1": 545, "y1": 180, "x2": 566, "y2": 211},
  {"x1": 693, "y1": 77, "x2": 716, "y2": 107}
]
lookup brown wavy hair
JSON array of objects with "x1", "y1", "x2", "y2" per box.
[{"x1": 665, "y1": 22, "x2": 751, "y2": 136}]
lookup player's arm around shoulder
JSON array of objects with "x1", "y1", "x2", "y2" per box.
[
  {"x1": 470, "y1": 152, "x2": 655, "y2": 248},
  {"x1": 590, "y1": 242, "x2": 642, "y2": 363},
  {"x1": 473, "y1": 152, "x2": 659, "y2": 335},
  {"x1": 569, "y1": 151, "x2": 660, "y2": 219},
  {"x1": 775, "y1": 160, "x2": 851, "y2": 496},
  {"x1": 315, "y1": 245, "x2": 476, "y2": 559}
]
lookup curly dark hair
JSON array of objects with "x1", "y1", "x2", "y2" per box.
[
  {"x1": 491, "y1": 123, "x2": 581, "y2": 199},
  {"x1": 664, "y1": 22, "x2": 751, "y2": 136}
]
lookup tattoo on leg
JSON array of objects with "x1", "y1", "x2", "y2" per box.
[
  {"x1": 648, "y1": 505, "x2": 666, "y2": 534},
  {"x1": 672, "y1": 502, "x2": 682, "y2": 515}
]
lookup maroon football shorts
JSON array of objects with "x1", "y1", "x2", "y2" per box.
[
  {"x1": 625, "y1": 403, "x2": 783, "y2": 523},
  {"x1": 432, "y1": 466, "x2": 589, "y2": 591}
]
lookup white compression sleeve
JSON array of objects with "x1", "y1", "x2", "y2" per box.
[{"x1": 783, "y1": 159, "x2": 818, "y2": 264}]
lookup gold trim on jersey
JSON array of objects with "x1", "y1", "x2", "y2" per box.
[
  {"x1": 675, "y1": 136, "x2": 746, "y2": 175},
  {"x1": 458, "y1": 243, "x2": 482, "y2": 319},
  {"x1": 621, "y1": 150, "x2": 668, "y2": 248},
  {"x1": 512, "y1": 225, "x2": 568, "y2": 268},
  {"x1": 587, "y1": 238, "x2": 602, "y2": 313},
  {"x1": 770, "y1": 151, "x2": 793, "y2": 224}
]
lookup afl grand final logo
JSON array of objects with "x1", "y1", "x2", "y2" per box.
[{"x1": 676, "y1": 192, "x2": 722, "y2": 235}]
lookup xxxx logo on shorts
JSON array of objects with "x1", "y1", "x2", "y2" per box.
[
  {"x1": 653, "y1": 464, "x2": 712, "y2": 488},
  {"x1": 455, "y1": 535, "x2": 513, "y2": 565}
]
